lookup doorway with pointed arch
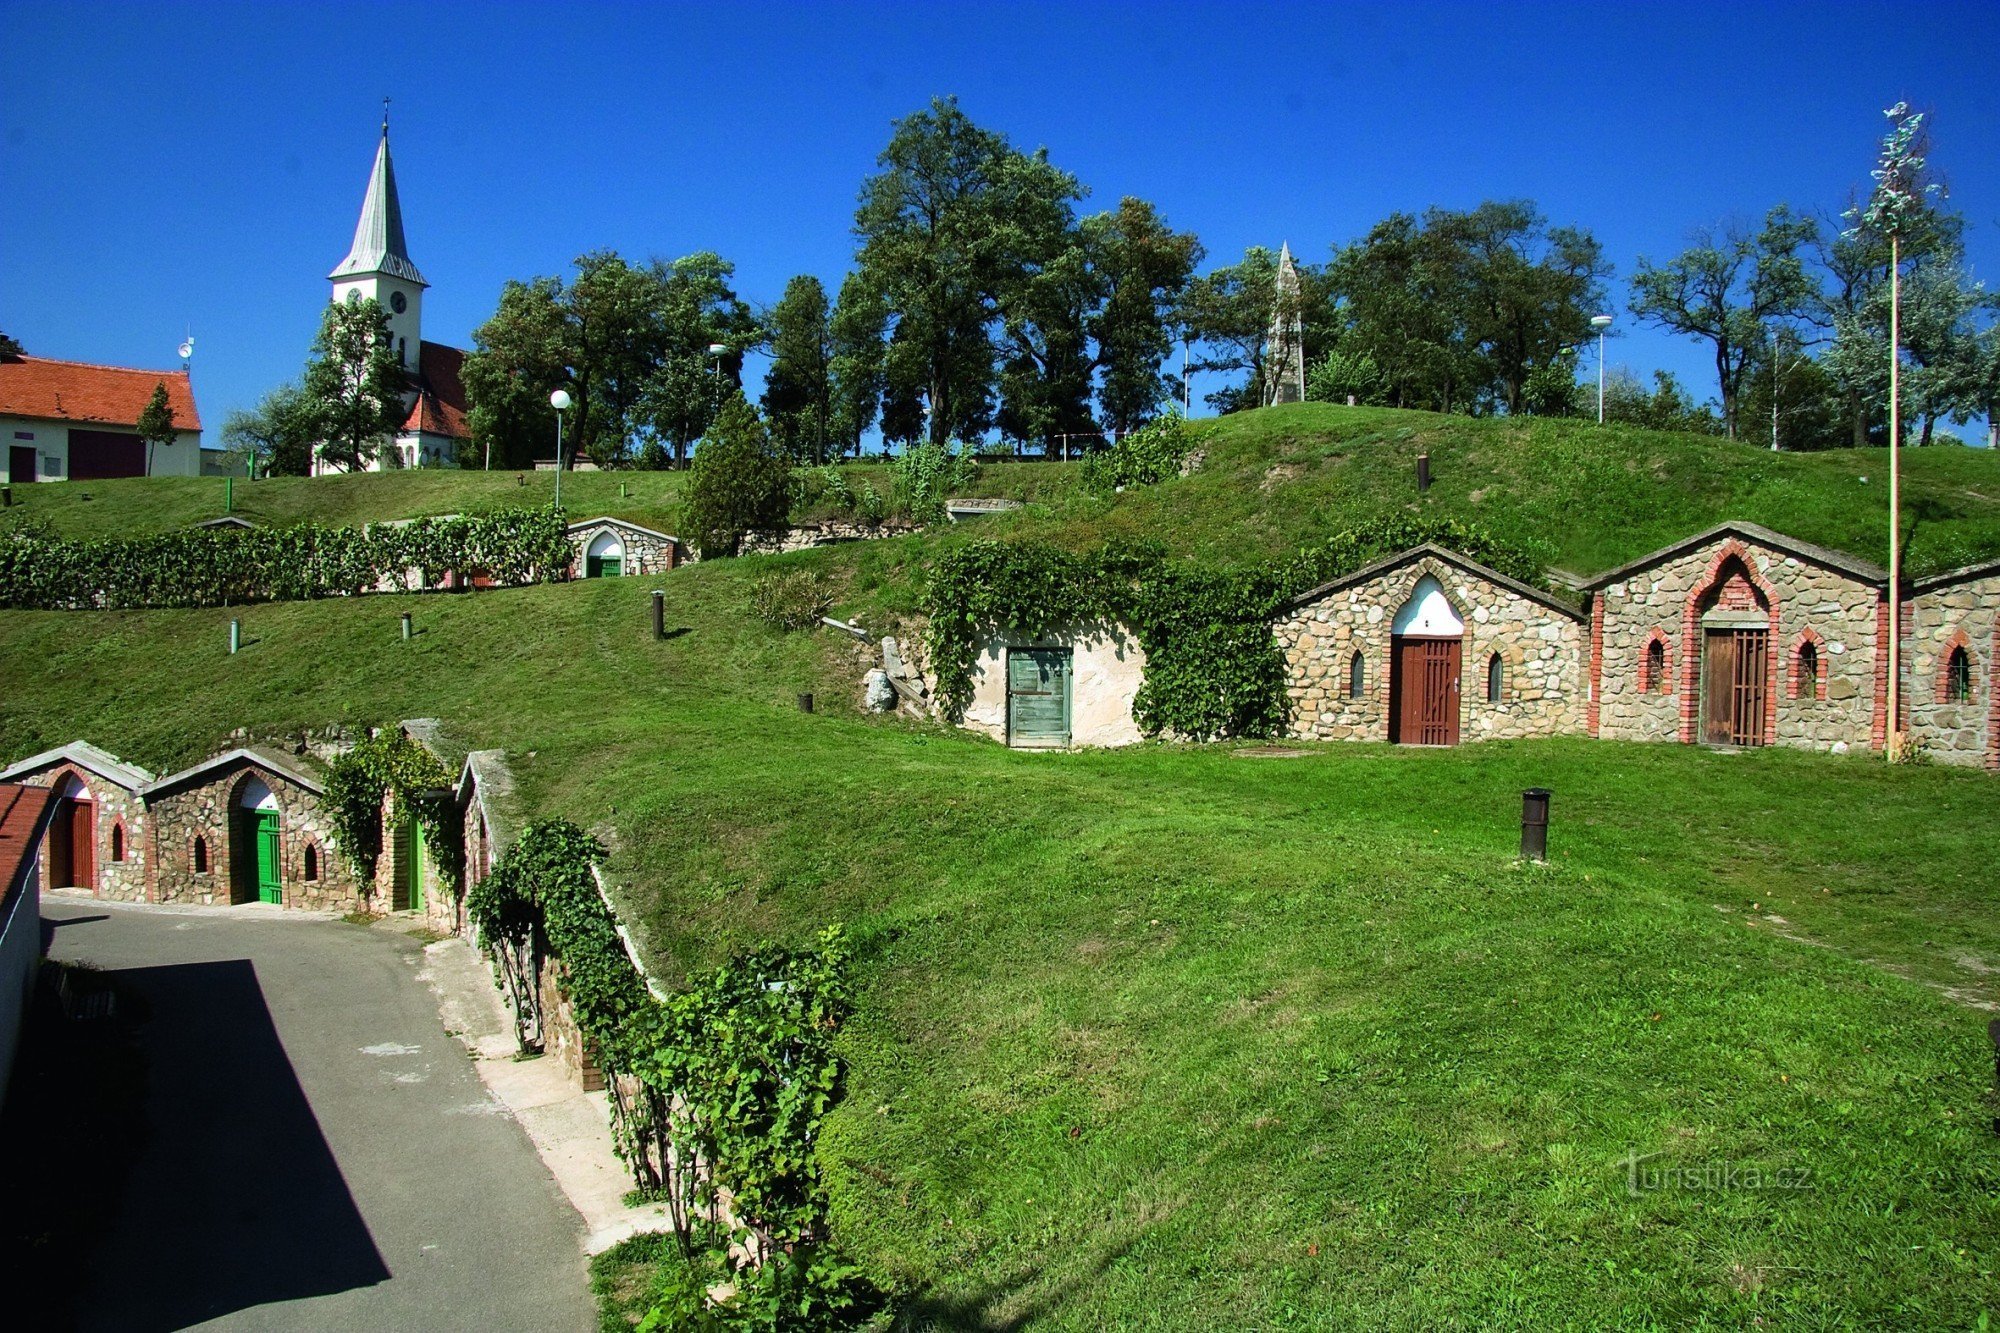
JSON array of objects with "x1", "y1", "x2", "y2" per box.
[
  {"x1": 48, "y1": 773, "x2": 97, "y2": 892},
  {"x1": 1388, "y1": 574, "x2": 1464, "y2": 745},
  {"x1": 231, "y1": 776, "x2": 284, "y2": 905}
]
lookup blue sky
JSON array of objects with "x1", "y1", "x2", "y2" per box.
[{"x1": 3, "y1": 1, "x2": 1995, "y2": 442}]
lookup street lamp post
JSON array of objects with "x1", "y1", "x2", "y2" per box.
[
  {"x1": 1590, "y1": 314, "x2": 1614, "y2": 423},
  {"x1": 706, "y1": 343, "x2": 728, "y2": 415},
  {"x1": 550, "y1": 388, "x2": 573, "y2": 511}
]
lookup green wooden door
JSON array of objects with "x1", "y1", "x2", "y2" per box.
[
  {"x1": 406, "y1": 819, "x2": 425, "y2": 910},
  {"x1": 255, "y1": 809, "x2": 282, "y2": 905},
  {"x1": 1007, "y1": 648, "x2": 1072, "y2": 747},
  {"x1": 586, "y1": 554, "x2": 623, "y2": 578}
]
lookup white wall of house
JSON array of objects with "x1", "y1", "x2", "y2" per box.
[
  {"x1": 961, "y1": 621, "x2": 1149, "y2": 748},
  {"x1": 2, "y1": 415, "x2": 203, "y2": 480}
]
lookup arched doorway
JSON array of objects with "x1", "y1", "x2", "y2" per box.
[
  {"x1": 585, "y1": 531, "x2": 624, "y2": 578},
  {"x1": 48, "y1": 774, "x2": 96, "y2": 892},
  {"x1": 231, "y1": 776, "x2": 283, "y2": 905},
  {"x1": 1695, "y1": 556, "x2": 1772, "y2": 747},
  {"x1": 1389, "y1": 575, "x2": 1464, "y2": 745}
]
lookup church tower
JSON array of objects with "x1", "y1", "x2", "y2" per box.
[{"x1": 329, "y1": 111, "x2": 427, "y2": 375}]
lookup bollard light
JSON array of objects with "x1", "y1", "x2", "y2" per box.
[
  {"x1": 229, "y1": 618, "x2": 241, "y2": 655},
  {"x1": 652, "y1": 590, "x2": 665, "y2": 641},
  {"x1": 1520, "y1": 788, "x2": 1551, "y2": 862},
  {"x1": 798, "y1": 692, "x2": 815, "y2": 714},
  {"x1": 400, "y1": 611, "x2": 413, "y2": 641},
  {"x1": 1416, "y1": 453, "x2": 1432, "y2": 494}
]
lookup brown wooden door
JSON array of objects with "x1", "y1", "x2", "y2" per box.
[
  {"x1": 1391, "y1": 636, "x2": 1462, "y2": 745},
  {"x1": 70, "y1": 799, "x2": 95, "y2": 890},
  {"x1": 1702, "y1": 628, "x2": 1768, "y2": 746}
]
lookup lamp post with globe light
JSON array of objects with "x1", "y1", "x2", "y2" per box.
[
  {"x1": 1590, "y1": 314, "x2": 1614, "y2": 423},
  {"x1": 550, "y1": 389, "x2": 573, "y2": 511}
]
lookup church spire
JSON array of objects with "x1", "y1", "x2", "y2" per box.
[{"x1": 329, "y1": 117, "x2": 428, "y2": 287}]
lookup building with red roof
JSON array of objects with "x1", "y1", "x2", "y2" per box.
[{"x1": 0, "y1": 354, "x2": 204, "y2": 484}]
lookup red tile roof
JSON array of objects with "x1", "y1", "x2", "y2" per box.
[
  {"x1": 0, "y1": 782, "x2": 57, "y2": 903},
  {"x1": 404, "y1": 341, "x2": 470, "y2": 440},
  {"x1": 0, "y1": 355, "x2": 202, "y2": 432}
]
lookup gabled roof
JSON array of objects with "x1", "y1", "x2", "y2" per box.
[
  {"x1": 1286, "y1": 543, "x2": 1586, "y2": 622},
  {"x1": 0, "y1": 356, "x2": 201, "y2": 431},
  {"x1": 0, "y1": 740, "x2": 156, "y2": 792},
  {"x1": 329, "y1": 127, "x2": 428, "y2": 287},
  {"x1": 402, "y1": 341, "x2": 469, "y2": 439},
  {"x1": 457, "y1": 750, "x2": 524, "y2": 857},
  {"x1": 564, "y1": 516, "x2": 681, "y2": 543},
  {"x1": 192, "y1": 515, "x2": 256, "y2": 530},
  {"x1": 143, "y1": 746, "x2": 325, "y2": 799},
  {"x1": 1582, "y1": 521, "x2": 1888, "y2": 590},
  {"x1": 1914, "y1": 556, "x2": 2000, "y2": 593}
]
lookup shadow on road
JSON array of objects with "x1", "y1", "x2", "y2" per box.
[{"x1": 73, "y1": 957, "x2": 390, "y2": 1330}]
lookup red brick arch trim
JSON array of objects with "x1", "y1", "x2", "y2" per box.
[
  {"x1": 1680, "y1": 541, "x2": 1782, "y2": 744},
  {"x1": 1988, "y1": 619, "x2": 2000, "y2": 773},
  {"x1": 1935, "y1": 627, "x2": 1975, "y2": 704},
  {"x1": 1638, "y1": 628, "x2": 1674, "y2": 694},
  {"x1": 1789, "y1": 627, "x2": 1828, "y2": 701},
  {"x1": 109, "y1": 819, "x2": 127, "y2": 863}
]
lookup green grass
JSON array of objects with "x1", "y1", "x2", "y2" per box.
[{"x1": 4, "y1": 405, "x2": 1999, "y2": 1326}]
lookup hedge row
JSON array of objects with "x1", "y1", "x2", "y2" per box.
[{"x1": 0, "y1": 506, "x2": 573, "y2": 610}]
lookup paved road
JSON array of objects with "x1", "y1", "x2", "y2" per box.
[{"x1": 41, "y1": 899, "x2": 594, "y2": 1332}]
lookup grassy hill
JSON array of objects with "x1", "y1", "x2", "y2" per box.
[{"x1": 3, "y1": 406, "x2": 1998, "y2": 1326}]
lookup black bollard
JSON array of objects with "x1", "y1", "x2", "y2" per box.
[
  {"x1": 1520, "y1": 788, "x2": 1551, "y2": 862},
  {"x1": 652, "y1": 590, "x2": 665, "y2": 641},
  {"x1": 400, "y1": 611, "x2": 413, "y2": 641},
  {"x1": 1416, "y1": 452, "x2": 1432, "y2": 494},
  {"x1": 798, "y1": 692, "x2": 815, "y2": 714}
]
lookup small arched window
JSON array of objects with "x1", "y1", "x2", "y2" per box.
[
  {"x1": 1644, "y1": 638, "x2": 1666, "y2": 693},
  {"x1": 1485, "y1": 653, "x2": 1504, "y2": 704},
  {"x1": 1796, "y1": 642, "x2": 1819, "y2": 699},
  {"x1": 1946, "y1": 645, "x2": 1973, "y2": 704},
  {"x1": 110, "y1": 822, "x2": 125, "y2": 862},
  {"x1": 1347, "y1": 651, "x2": 1365, "y2": 700},
  {"x1": 303, "y1": 843, "x2": 320, "y2": 882},
  {"x1": 192, "y1": 835, "x2": 209, "y2": 874}
]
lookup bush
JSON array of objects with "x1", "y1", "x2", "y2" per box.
[
  {"x1": 1080, "y1": 413, "x2": 1189, "y2": 493},
  {"x1": 683, "y1": 396, "x2": 793, "y2": 558},
  {"x1": 892, "y1": 442, "x2": 976, "y2": 524},
  {"x1": 749, "y1": 568, "x2": 833, "y2": 632}
]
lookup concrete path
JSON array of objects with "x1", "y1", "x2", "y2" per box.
[{"x1": 41, "y1": 897, "x2": 595, "y2": 1332}]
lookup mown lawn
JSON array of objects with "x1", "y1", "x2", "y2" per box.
[{"x1": 1, "y1": 552, "x2": 1996, "y2": 1327}]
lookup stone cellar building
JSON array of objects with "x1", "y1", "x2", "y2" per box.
[{"x1": 0, "y1": 742, "x2": 155, "y2": 901}]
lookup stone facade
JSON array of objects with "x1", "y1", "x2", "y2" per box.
[
  {"x1": 1909, "y1": 563, "x2": 2000, "y2": 770},
  {"x1": 1276, "y1": 547, "x2": 1589, "y2": 743},
  {"x1": 146, "y1": 751, "x2": 359, "y2": 911},
  {"x1": 739, "y1": 520, "x2": 918, "y2": 557},
  {"x1": 1589, "y1": 527, "x2": 1884, "y2": 753},
  {"x1": 0, "y1": 749, "x2": 152, "y2": 902},
  {"x1": 567, "y1": 517, "x2": 684, "y2": 578}
]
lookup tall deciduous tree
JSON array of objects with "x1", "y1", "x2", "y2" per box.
[
  {"x1": 1628, "y1": 205, "x2": 1819, "y2": 439},
  {"x1": 640, "y1": 252, "x2": 758, "y2": 467},
  {"x1": 301, "y1": 294, "x2": 408, "y2": 472},
  {"x1": 220, "y1": 384, "x2": 315, "y2": 476},
  {"x1": 462, "y1": 276, "x2": 569, "y2": 469},
  {"x1": 1085, "y1": 198, "x2": 1203, "y2": 432},
  {"x1": 855, "y1": 96, "x2": 1082, "y2": 447},
  {"x1": 1179, "y1": 247, "x2": 1339, "y2": 414},
  {"x1": 761, "y1": 275, "x2": 836, "y2": 463},
  {"x1": 827, "y1": 273, "x2": 888, "y2": 457}
]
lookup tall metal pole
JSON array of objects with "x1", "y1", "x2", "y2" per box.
[
  {"x1": 554, "y1": 409, "x2": 565, "y2": 512},
  {"x1": 1887, "y1": 234, "x2": 1903, "y2": 760},
  {"x1": 1597, "y1": 327, "x2": 1607, "y2": 424}
]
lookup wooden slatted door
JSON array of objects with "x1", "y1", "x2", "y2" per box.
[
  {"x1": 1007, "y1": 648, "x2": 1072, "y2": 748},
  {"x1": 1702, "y1": 628, "x2": 1768, "y2": 746},
  {"x1": 255, "y1": 809, "x2": 283, "y2": 905},
  {"x1": 1391, "y1": 636, "x2": 1462, "y2": 745}
]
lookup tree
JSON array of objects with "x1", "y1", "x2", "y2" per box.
[
  {"x1": 301, "y1": 294, "x2": 408, "y2": 472},
  {"x1": 220, "y1": 384, "x2": 315, "y2": 476},
  {"x1": 1446, "y1": 202, "x2": 1610, "y2": 415},
  {"x1": 1628, "y1": 206, "x2": 1819, "y2": 439},
  {"x1": 0, "y1": 330, "x2": 21, "y2": 358},
  {"x1": 762, "y1": 276, "x2": 835, "y2": 463},
  {"x1": 680, "y1": 395, "x2": 791, "y2": 558},
  {"x1": 1084, "y1": 198, "x2": 1202, "y2": 432},
  {"x1": 638, "y1": 252, "x2": 758, "y2": 467},
  {"x1": 854, "y1": 97, "x2": 1082, "y2": 447},
  {"x1": 1179, "y1": 246, "x2": 1338, "y2": 413},
  {"x1": 827, "y1": 273, "x2": 888, "y2": 457},
  {"x1": 134, "y1": 382, "x2": 176, "y2": 474},
  {"x1": 1601, "y1": 368, "x2": 1722, "y2": 434},
  {"x1": 462, "y1": 276, "x2": 569, "y2": 470}
]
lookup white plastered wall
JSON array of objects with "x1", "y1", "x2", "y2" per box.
[{"x1": 961, "y1": 621, "x2": 1148, "y2": 748}]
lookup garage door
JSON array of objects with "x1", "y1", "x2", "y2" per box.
[{"x1": 67, "y1": 430, "x2": 148, "y2": 480}]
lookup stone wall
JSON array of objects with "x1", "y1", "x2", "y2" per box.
[
  {"x1": 960, "y1": 621, "x2": 1149, "y2": 747},
  {"x1": 537, "y1": 950, "x2": 605, "y2": 1092},
  {"x1": 148, "y1": 762, "x2": 359, "y2": 911},
  {"x1": 739, "y1": 520, "x2": 918, "y2": 556},
  {"x1": 1909, "y1": 570, "x2": 2000, "y2": 769},
  {"x1": 18, "y1": 763, "x2": 147, "y2": 902},
  {"x1": 1276, "y1": 553, "x2": 1588, "y2": 743},
  {"x1": 1594, "y1": 534, "x2": 1881, "y2": 752}
]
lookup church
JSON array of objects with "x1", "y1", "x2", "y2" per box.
[{"x1": 312, "y1": 118, "x2": 472, "y2": 473}]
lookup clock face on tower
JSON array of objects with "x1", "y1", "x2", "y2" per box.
[{"x1": 390, "y1": 291, "x2": 408, "y2": 314}]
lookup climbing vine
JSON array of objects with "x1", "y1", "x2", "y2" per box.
[
  {"x1": 324, "y1": 729, "x2": 461, "y2": 893},
  {"x1": 923, "y1": 515, "x2": 1551, "y2": 741},
  {"x1": 0, "y1": 505, "x2": 573, "y2": 610}
]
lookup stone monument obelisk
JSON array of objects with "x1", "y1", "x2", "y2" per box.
[{"x1": 1263, "y1": 242, "x2": 1307, "y2": 406}]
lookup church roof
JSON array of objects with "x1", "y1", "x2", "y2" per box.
[
  {"x1": 402, "y1": 341, "x2": 470, "y2": 440},
  {"x1": 0, "y1": 356, "x2": 201, "y2": 431},
  {"x1": 330, "y1": 127, "x2": 428, "y2": 288}
]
